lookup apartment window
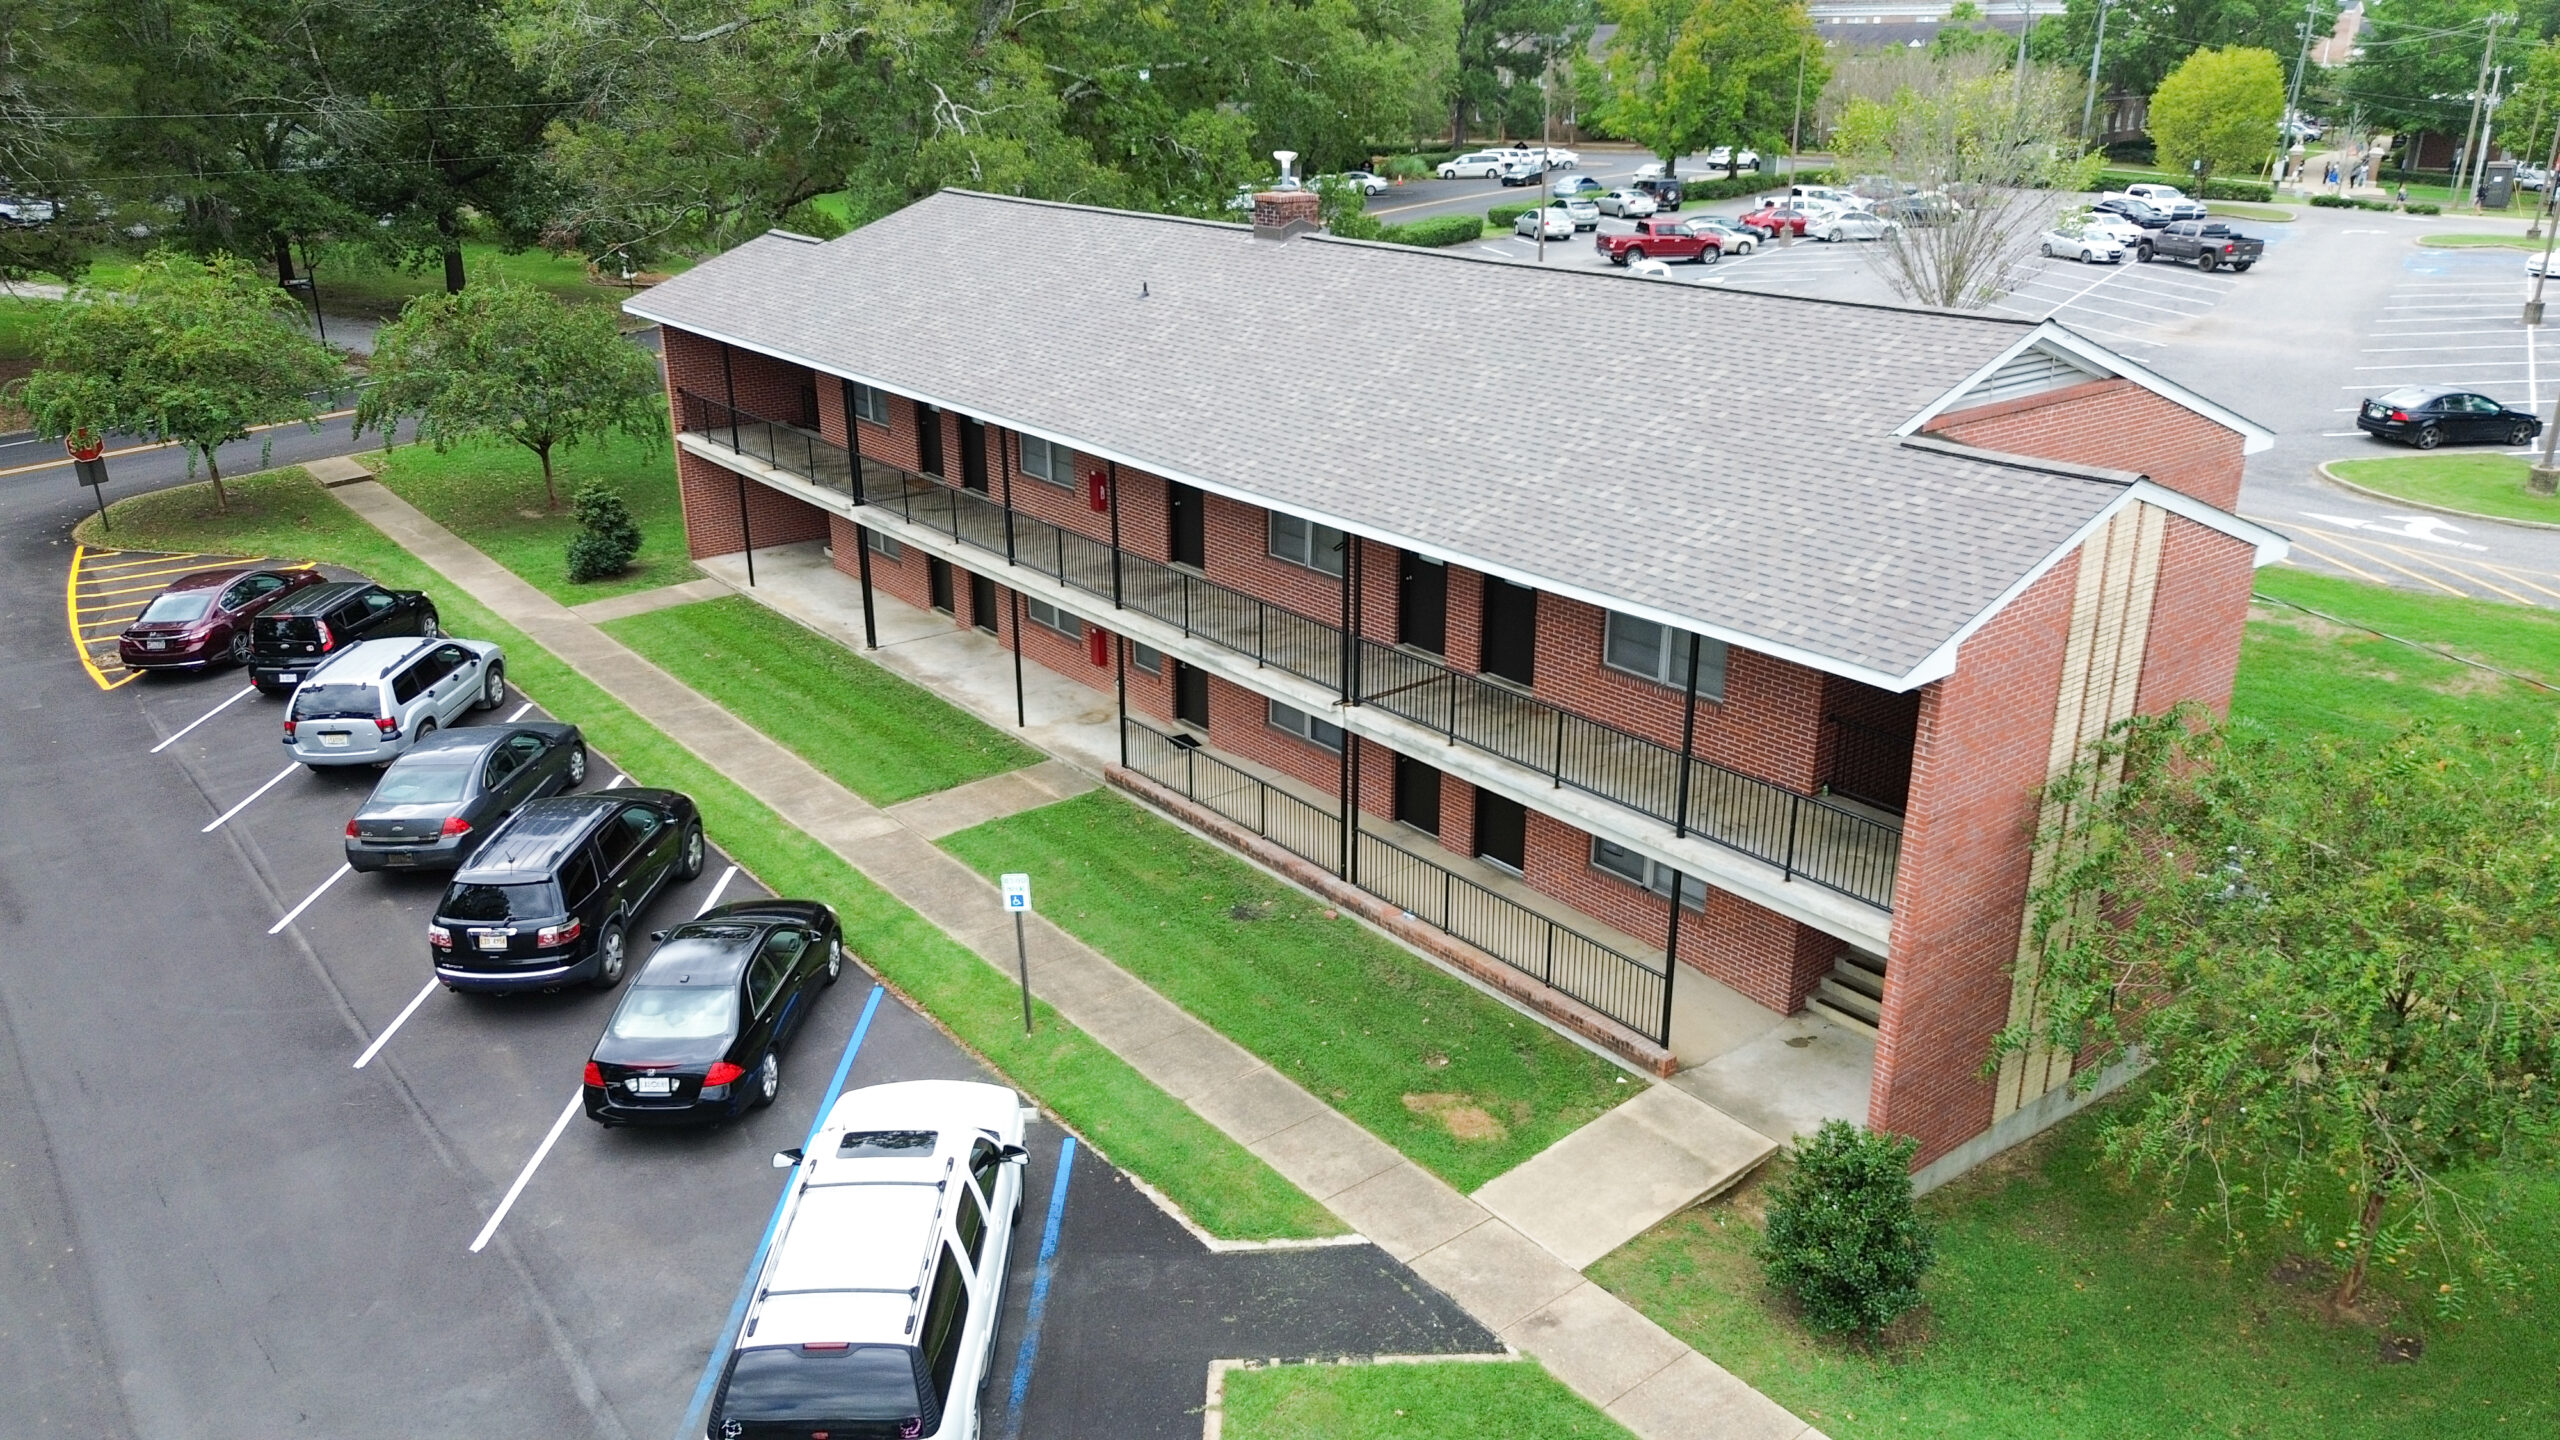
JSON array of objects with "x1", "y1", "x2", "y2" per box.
[
  {"x1": 1129, "y1": 642, "x2": 1163, "y2": 674},
  {"x1": 1591, "y1": 837, "x2": 1707, "y2": 911},
  {"x1": 848, "y1": 381, "x2": 891, "y2": 427},
  {"x1": 1268, "y1": 512, "x2": 1346, "y2": 577},
  {"x1": 1021, "y1": 434, "x2": 1073, "y2": 486},
  {"x1": 1025, "y1": 597, "x2": 1082, "y2": 639},
  {"x1": 1266, "y1": 698, "x2": 1344, "y2": 752},
  {"x1": 1603, "y1": 611, "x2": 1726, "y2": 700},
  {"x1": 863, "y1": 528, "x2": 902, "y2": 560}
]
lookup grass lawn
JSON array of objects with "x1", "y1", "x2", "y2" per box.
[
  {"x1": 365, "y1": 431, "x2": 697, "y2": 605},
  {"x1": 602, "y1": 596, "x2": 1040, "y2": 806},
  {"x1": 2417, "y1": 233, "x2": 2541, "y2": 249},
  {"x1": 2237, "y1": 567, "x2": 2560, "y2": 740},
  {"x1": 1220, "y1": 1361, "x2": 1633, "y2": 1440},
  {"x1": 939, "y1": 790, "x2": 1634, "y2": 1192},
  {"x1": 2207, "y1": 201, "x2": 2295, "y2": 222},
  {"x1": 0, "y1": 294, "x2": 58, "y2": 428},
  {"x1": 2327, "y1": 453, "x2": 2560, "y2": 527},
  {"x1": 1588, "y1": 1109, "x2": 2559, "y2": 1440},
  {"x1": 75, "y1": 470, "x2": 1340, "y2": 1242},
  {"x1": 81, "y1": 239, "x2": 682, "y2": 321}
]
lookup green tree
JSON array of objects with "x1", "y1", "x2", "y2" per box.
[
  {"x1": 2036, "y1": 0, "x2": 2335, "y2": 100},
  {"x1": 2148, "y1": 45, "x2": 2284, "y2": 181},
  {"x1": 2005, "y1": 711, "x2": 2560, "y2": 1313},
  {"x1": 565, "y1": 480, "x2": 642, "y2": 582},
  {"x1": 1757, "y1": 1121, "x2": 1936, "y2": 1337},
  {"x1": 17, "y1": 251, "x2": 339, "y2": 511},
  {"x1": 2344, "y1": 0, "x2": 2513, "y2": 147},
  {"x1": 1590, "y1": 0, "x2": 1816, "y2": 175},
  {"x1": 356, "y1": 273, "x2": 660, "y2": 510},
  {"x1": 1447, "y1": 0, "x2": 1596, "y2": 143},
  {"x1": 1930, "y1": 0, "x2": 2014, "y2": 63}
]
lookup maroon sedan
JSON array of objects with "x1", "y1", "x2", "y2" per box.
[
  {"x1": 1738, "y1": 203, "x2": 1818, "y2": 237},
  {"x1": 118, "y1": 567, "x2": 323, "y2": 672}
]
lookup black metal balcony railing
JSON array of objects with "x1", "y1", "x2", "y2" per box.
[
  {"x1": 1124, "y1": 717, "x2": 1670, "y2": 1044},
  {"x1": 676, "y1": 391, "x2": 1903, "y2": 910}
]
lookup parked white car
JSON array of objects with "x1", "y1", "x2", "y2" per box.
[
  {"x1": 286, "y1": 636, "x2": 509, "y2": 768},
  {"x1": 1815, "y1": 210, "x2": 1901, "y2": 242},
  {"x1": 1682, "y1": 217, "x2": 1759, "y2": 254},
  {"x1": 1628, "y1": 257, "x2": 1677, "y2": 280},
  {"x1": 1317, "y1": 170, "x2": 1388, "y2": 195},
  {"x1": 1515, "y1": 206, "x2": 1574, "y2": 240},
  {"x1": 1789, "y1": 184, "x2": 1869, "y2": 211},
  {"x1": 1596, "y1": 188, "x2": 1658, "y2": 218},
  {"x1": 715, "y1": 1082, "x2": 1029, "y2": 1440},
  {"x1": 2081, "y1": 211, "x2": 2149, "y2": 247},
  {"x1": 1439, "y1": 151, "x2": 1509, "y2": 179},
  {"x1": 2039, "y1": 222, "x2": 2127, "y2": 264},
  {"x1": 1704, "y1": 146, "x2": 1763, "y2": 172}
]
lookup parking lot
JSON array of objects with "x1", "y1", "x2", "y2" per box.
[{"x1": 2, "y1": 538, "x2": 1494, "y2": 1439}]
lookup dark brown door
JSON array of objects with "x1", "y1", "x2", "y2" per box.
[
  {"x1": 1398, "y1": 552, "x2": 1446, "y2": 655},
  {"x1": 1394, "y1": 754, "x2": 1441, "y2": 835},
  {"x1": 1168, "y1": 483, "x2": 1206, "y2": 568},
  {"x1": 1480, "y1": 576, "x2": 1536, "y2": 686},
  {"x1": 1173, "y1": 661, "x2": 1210, "y2": 728},
  {"x1": 928, "y1": 558, "x2": 954, "y2": 613},
  {"x1": 958, "y1": 417, "x2": 988, "y2": 492},
  {"x1": 970, "y1": 572, "x2": 999, "y2": 634},
  {"x1": 1473, "y1": 788, "x2": 1526, "y2": 873},
  {"x1": 915, "y1": 400, "x2": 943, "y2": 476}
]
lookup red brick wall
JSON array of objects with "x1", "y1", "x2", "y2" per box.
[
  {"x1": 1202, "y1": 492, "x2": 1345, "y2": 626},
  {"x1": 1869, "y1": 556, "x2": 2080, "y2": 1168},
  {"x1": 1527, "y1": 594, "x2": 1828, "y2": 790},
  {"x1": 2135, "y1": 514, "x2": 2256, "y2": 717},
  {"x1": 662, "y1": 327, "x2": 816, "y2": 430},
  {"x1": 1203, "y1": 673, "x2": 1346, "y2": 795},
  {"x1": 1923, "y1": 378, "x2": 2246, "y2": 511},
  {"x1": 826, "y1": 513, "x2": 934, "y2": 613},
  {"x1": 677, "y1": 448, "x2": 830, "y2": 559}
]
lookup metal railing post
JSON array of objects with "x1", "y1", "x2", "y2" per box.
[
  {"x1": 1782, "y1": 800, "x2": 1802, "y2": 882},
  {"x1": 1673, "y1": 636, "x2": 1702, "y2": 839},
  {"x1": 1658, "y1": 873, "x2": 1684, "y2": 1046}
]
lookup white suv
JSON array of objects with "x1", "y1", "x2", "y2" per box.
[
  {"x1": 285, "y1": 635, "x2": 508, "y2": 767},
  {"x1": 714, "y1": 1082, "x2": 1028, "y2": 1440}
]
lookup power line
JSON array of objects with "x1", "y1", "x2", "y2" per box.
[{"x1": 49, "y1": 99, "x2": 567, "y2": 124}]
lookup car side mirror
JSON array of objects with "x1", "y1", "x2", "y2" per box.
[
  {"x1": 1000, "y1": 1144, "x2": 1029, "y2": 1164},
  {"x1": 771, "y1": 1148, "x2": 804, "y2": 1169}
]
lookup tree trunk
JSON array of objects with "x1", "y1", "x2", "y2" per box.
[
  {"x1": 539, "y1": 445, "x2": 558, "y2": 512},
  {"x1": 2332, "y1": 1185, "x2": 2391, "y2": 1310},
  {"x1": 204, "y1": 448, "x2": 228, "y2": 513},
  {"x1": 274, "y1": 235, "x2": 297, "y2": 287},
  {"x1": 438, "y1": 211, "x2": 467, "y2": 294},
  {"x1": 1451, "y1": 96, "x2": 1466, "y2": 148}
]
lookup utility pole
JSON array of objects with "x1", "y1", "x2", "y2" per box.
[
  {"x1": 1790, "y1": 42, "x2": 1808, "y2": 162},
  {"x1": 2455, "y1": 15, "x2": 2510, "y2": 206},
  {"x1": 2012, "y1": 0, "x2": 2033, "y2": 108},
  {"x1": 2282, "y1": 0, "x2": 2318, "y2": 183},
  {"x1": 2472, "y1": 62, "x2": 2510, "y2": 207},
  {"x1": 2082, "y1": 0, "x2": 2116, "y2": 146}
]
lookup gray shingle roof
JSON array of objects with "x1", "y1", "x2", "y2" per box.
[{"x1": 628, "y1": 190, "x2": 2144, "y2": 682}]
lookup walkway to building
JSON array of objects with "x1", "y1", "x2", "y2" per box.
[{"x1": 324, "y1": 472, "x2": 1833, "y2": 1440}]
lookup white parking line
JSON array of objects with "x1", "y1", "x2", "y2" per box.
[
  {"x1": 505, "y1": 702, "x2": 533, "y2": 721},
  {"x1": 202, "y1": 763, "x2": 299, "y2": 832},
  {"x1": 353, "y1": 979, "x2": 439, "y2": 1069},
  {"x1": 2353, "y1": 360, "x2": 2534, "y2": 370},
  {"x1": 470, "y1": 1090, "x2": 584, "y2": 1254},
  {"x1": 151, "y1": 685, "x2": 257, "y2": 754},
  {"x1": 269, "y1": 862, "x2": 353, "y2": 934},
  {"x1": 694, "y1": 864, "x2": 740, "y2": 917},
  {"x1": 607, "y1": 772, "x2": 628, "y2": 789},
  {"x1": 2363, "y1": 343, "x2": 2531, "y2": 352}
]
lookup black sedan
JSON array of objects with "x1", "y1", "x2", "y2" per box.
[
  {"x1": 582, "y1": 900, "x2": 844, "y2": 1125},
  {"x1": 2356, "y1": 387, "x2": 2544, "y2": 449},
  {"x1": 2092, "y1": 195, "x2": 2170, "y2": 229},
  {"x1": 345, "y1": 723, "x2": 587, "y2": 872}
]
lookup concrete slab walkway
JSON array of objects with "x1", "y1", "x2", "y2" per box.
[
  {"x1": 326, "y1": 481, "x2": 1826, "y2": 1440},
  {"x1": 569, "y1": 576, "x2": 731, "y2": 623}
]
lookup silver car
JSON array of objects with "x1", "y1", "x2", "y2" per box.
[
  {"x1": 286, "y1": 635, "x2": 509, "y2": 768},
  {"x1": 1814, "y1": 210, "x2": 1901, "y2": 242},
  {"x1": 1597, "y1": 189, "x2": 1657, "y2": 218},
  {"x1": 1515, "y1": 206, "x2": 1574, "y2": 240},
  {"x1": 1554, "y1": 197, "x2": 1601, "y2": 230}
]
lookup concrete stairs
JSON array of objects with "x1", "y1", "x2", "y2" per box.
[{"x1": 1805, "y1": 947, "x2": 1886, "y2": 1036}]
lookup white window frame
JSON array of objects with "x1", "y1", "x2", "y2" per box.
[
  {"x1": 849, "y1": 381, "x2": 891, "y2": 427},
  {"x1": 1129, "y1": 642, "x2": 1163, "y2": 674},
  {"x1": 1025, "y1": 597, "x2": 1082, "y2": 639},
  {"x1": 863, "y1": 528, "x2": 902, "y2": 560},
  {"x1": 1589, "y1": 837, "x2": 1706, "y2": 911},
  {"x1": 1021, "y1": 434, "x2": 1073, "y2": 487},
  {"x1": 1266, "y1": 698, "x2": 1345, "y2": 753},
  {"x1": 1267, "y1": 512, "x2": 1346, "y2": 577},
  {"x1": 1602, "y1": 610, "x2": 1726, "y2": 700}
]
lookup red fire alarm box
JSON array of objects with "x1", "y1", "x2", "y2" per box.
[
  {"x1": 1086, "y1": 627, "x2": 1110, "y2": 667},
  {"x1": 1086, "y1": 472, "x2": 1109, "y2": 513}
]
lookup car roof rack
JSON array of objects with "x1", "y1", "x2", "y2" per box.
[{"x1": 903, "y1": 1157, "x2": 956, "y2": 1336}]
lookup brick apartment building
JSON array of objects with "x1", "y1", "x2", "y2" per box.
[{"x1": 627, "y1": 189, "x2": 2281, "y2": 1184}]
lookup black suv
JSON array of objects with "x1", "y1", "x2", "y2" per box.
[
  {"x1": 1631, "y1": 176, "x2": 1684, "y2": 212},
  {"x1": 248, "y1": 580, "x2": 440, "y2": 694},
  {"x1": 429, "y1": 789, "x2": 705, "y2": 994}
]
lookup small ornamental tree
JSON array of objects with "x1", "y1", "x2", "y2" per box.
[
  {"x1": 2148, "y1": 46, "x2": 2286, "y2": 183},
  {"x1": 356, "y1": 272, "x2": 661, "y2": 511},
  {"x1": 565, "y1": 481, "x2": 642, "y2": 582},
  {"x1": 2005, "y1": 710, "x2": 2560, "y2": 1314},
  {"x1": 19, "y1": 251, "x2": 341, "y2": 512},
  {"x1": 1758, "y1": 1120, "x2": 1935, "y2": 1337}
]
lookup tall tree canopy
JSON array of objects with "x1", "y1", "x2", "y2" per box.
[
  {"x1": 1447, "y1": 0, "x2": 1596, "y2": 143},
  {"x1": 2149, "y1": 45, "x2": 2285, "y2": 180},
  {"x1": 1587, "y1": 0, "x2": 1820, "y2": 174},
  {"x1": 2032, "y1": 0, "x2": 2337, "y2": 100}
]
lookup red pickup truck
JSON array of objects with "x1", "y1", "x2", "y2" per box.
[{"x1": 1596, "y1": 219, "x2": 1720, "y2": 266}]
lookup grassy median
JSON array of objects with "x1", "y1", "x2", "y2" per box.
[
  {"x1": 2326, "y1": 453, "x2": 2560, "y2": 528},
  {"x1": 77, "y1": 470, "x2": 1342, "y2": 1241},
  {"x1": 2236, "y1": 567, "x2": 2560, "y2": 740},
  {"x1": 603, "y1": 596, "x2": 1039, "y2": 806},
  {"x1": 364, "y1": 431, "x2": 698, "y2": 605},
  {"x1": 942, "y1": 789, "x2": 1635, "y2": 1193},
  {"x1": 1220, "y1": 1361, "x2": 1632, "y2": 1440}
]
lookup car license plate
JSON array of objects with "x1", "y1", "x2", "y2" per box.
[
  {"x1": 628, "y1": 1076, "x2": 675, "y2": 1095},
  {"x1": 319, "y1": 732, "x2": 350, "y2": 748},
  {"x1": 385, "y1": 851, "x2": 414, "y2": 867},
  {"x1": 474, "y1": 931, "x2": 510, "y2": 951},
  {"x1": 145, "y1": 639, "x2": 166, "y2": 651},
  {"x1": 280, "y1": 673, "x2": 300, "y2": 684}
]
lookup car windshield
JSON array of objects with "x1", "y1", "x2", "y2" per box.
[
  {"x1": 373, "y1": 762, "x2": 472, "y2": 805},
  {"x1": 292, "y1": 682, "x2": 381, "y2": 720},
  {"x1": 607, "y1": 984, "x2": 738, "y2": 1042},
  {"x1": 138, "y1": 592, "x2": 214, "y2": 623},
  {"x1": 443, "y1": 881, "x2": 560, "y2": 921},
  {"x1": 2377, "y1": 388, "x2": 2436, "y2": 406},
  {"x1": 718, "y1": 1345, "x2": 923, "y2": 1425}
]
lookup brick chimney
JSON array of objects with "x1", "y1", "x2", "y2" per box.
[{"x1": 1252, "y1": 149, "x2": 1320, "y2": 240}]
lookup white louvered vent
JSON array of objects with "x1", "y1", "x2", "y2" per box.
[{"x1": 1961, "y1": 344, "x2": 2105, "y2": 409}]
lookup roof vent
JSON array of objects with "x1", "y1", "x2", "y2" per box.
[{"x1": 1252, "y1": 148, "x2": 1319, "y2": 241}]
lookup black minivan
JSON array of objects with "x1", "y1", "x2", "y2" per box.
[
  {"x1": 247, "y1": 580, "x2": 440, "y2": 694},
  {"x1": 429, "y1": 789, "x2": 705, "y2": 994}
]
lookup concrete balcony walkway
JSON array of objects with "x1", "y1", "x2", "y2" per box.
[{"x1": 328, "y1": 489, "x2": 1830, "y2": 1440}]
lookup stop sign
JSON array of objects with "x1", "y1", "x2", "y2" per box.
[{"x1": 66, "y1": 428, "x2": 104, "y2": 463}]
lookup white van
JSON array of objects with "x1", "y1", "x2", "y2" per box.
[{"x1": 711, "y1": 1081, "x2": 1029, "y2": 1440}]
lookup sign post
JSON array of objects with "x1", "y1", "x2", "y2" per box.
[
  {"x1": 68, "y1": 430, "x2": 109, "y2": 532},
  {"x1": 1001, "y1": 872, "x2": 1034, "y2": 1034}
]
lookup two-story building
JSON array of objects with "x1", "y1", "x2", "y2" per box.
[{"x1": 627, "y1": 188, "x2": 2280, "y2": 1185}]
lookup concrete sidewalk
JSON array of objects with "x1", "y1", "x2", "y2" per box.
[{"x1": 326, "y1": 474, "x2": 1826, "y2": 1440}]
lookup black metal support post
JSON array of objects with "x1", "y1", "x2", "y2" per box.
[
  {"x1": 720, "y1": 345, "x2": 741, "y2": 451},
  {"x1": 1009, "y1": 587, "x2": 1026, "y2": 728},
  {"x1": 1344, "y1": 735, "x2": 1362, "y2": 884},
  {"x1": 1339, "y1": 544, "x2": 1356, "y2": 878},
  {"x1": 842, "y1": 379, "x2": 867, "y2": 506},
  {"x1": 1672, "y1": 634, "x2": 1701, "y2": 837},
  {"x1": 1658, "y1": 871, "x2": 1685, "y2": 1046},
  {"x1": 736, "y1": 473, "x2": 756, "y2": 586},
  {"x1": 1106, "y1": 461, "x2": 1124, "y2": 609},
  {"x1": 1115, "y1": 634, "x2": 1129, "y2": 768},
  {"x1": 1000, "y1": 427, "x2": 1017, "y2": 564},
  {"x1": 854, "y1": 528, "x2": 878, "y2": 649}
]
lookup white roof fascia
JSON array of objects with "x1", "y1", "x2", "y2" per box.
[
  {"x1": 1896, "y1": 478, "x2": 2292, "y2": 687},
  {"x1": 630, "y1": 311, "x2": 1932, "y2": 692},
  {"x1": 1896, "y1": 320, "x2": 2277, "y2": 455}
]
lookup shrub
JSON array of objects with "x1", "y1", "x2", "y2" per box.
[
  {"x1": 1379, "y1": 213, "x2": 1485, "y2": 248},
  {"x1": 2200, "y1": 177, "x2": 2273, "y2": 202},
  {"x1": 1487, "y1": 202, "x2": 1538, "y2": 228},
  {"x1": 2095, "y1": 167, "x2": 2170, "y2": 192},
  {"x1": 2408, "y1": 201, "x2": 2443, "y2": 215},
  {"x1": 1757, "y1": 1121, "x2": 1935, "y2": 1338},
  {"x1": 565, "y1": 481, "x2": 642, "y2": 582},
  {"x1": 2309, "y1": 193, "x2": 2352, "y2": 207},
  {"x1": 1382, "y1": 155, "x2": 1431, "y2": 182}
]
